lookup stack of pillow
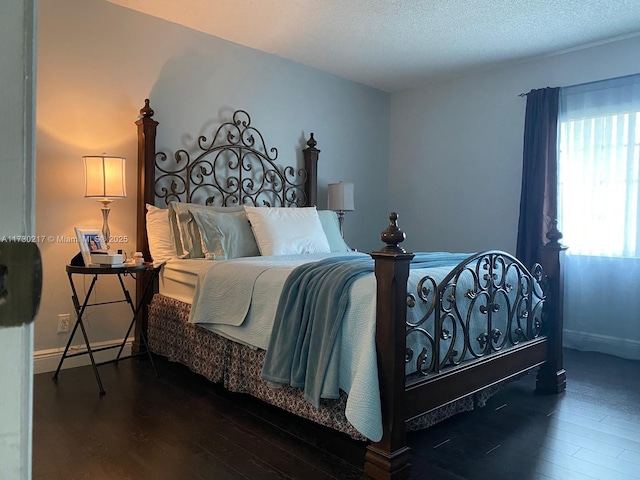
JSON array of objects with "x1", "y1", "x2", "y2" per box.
[{"x1": 146, "y1": 201, "x2": 351, "y2": 264}]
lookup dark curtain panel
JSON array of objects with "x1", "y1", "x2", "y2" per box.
[{"x1": 516, "y1": 87, "x2": 560, "y2": 269}]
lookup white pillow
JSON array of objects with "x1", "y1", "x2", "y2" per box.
[
  {"x1": 317, "y1": 210, "x2": 351, "y2": 253},
  {"x1": 244, "y1": 206, "x2": 331, "y2": 256},
  {"x1": 146, "y1": 204, "x2": 175, "y2": 264}
]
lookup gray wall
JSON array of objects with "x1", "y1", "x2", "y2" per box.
[
  {"x1": 390, "y1": 35, "x2": 640, "y2": 254},
  {"x1": 35, "y1": 0, "x2": 389, "y2": 369},
  {"x1": 390, "y1": 35, "x2": 640, "y2": 354}
]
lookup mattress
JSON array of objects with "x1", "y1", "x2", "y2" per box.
[{"x1": 159, "y1": 258, "x2": 216, "y2": 304}]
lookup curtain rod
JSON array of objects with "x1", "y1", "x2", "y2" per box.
[
  {"x1": 518, "y1": 87, "x2": 553, "y2": 97},
  {"x1": 518, "y1": 72, "x2": 640, "y2": 97}
]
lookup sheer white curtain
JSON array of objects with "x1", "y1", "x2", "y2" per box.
[{"x1": 558, "y1": 74, "x2": 640, "y2": 360}]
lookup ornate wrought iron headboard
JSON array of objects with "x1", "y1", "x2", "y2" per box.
[
  {"x1": 136, "y1": 99, "x2": 319, "y2": 257},
  {"x1": 153, "y1": 109, "x2": 317, "y2": 208},
  {"x1": 134, "y1": 99, "x2": 320, "y2": 322}
]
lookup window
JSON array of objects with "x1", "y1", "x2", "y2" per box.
[{"x1": 558, "y1": 74, "x2": 640, "y2": 257}]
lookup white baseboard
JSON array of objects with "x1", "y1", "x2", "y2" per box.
[
  {"x1": 33, "y1": 337, "x2": 134, "y2": 374},
  {"x1": 34, "y1": 331, "x2": 637, "y2": 374},
  {"x1": 563, "y1": 329, "x2": 640, "y2": 361}
]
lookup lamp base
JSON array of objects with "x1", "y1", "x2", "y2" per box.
[
  {"x1": 336, "y1": 210, "x2": 346, "y2": 238},
  {"x1": 99, "y1": 199, "x2": 113, "y2": 249}
]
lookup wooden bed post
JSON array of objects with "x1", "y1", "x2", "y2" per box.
[
  {"x1": 536, "y1": 221, "x2": 567, "y2": 394},
  {"x1": 366, "y1": 213, "x2": 414, "y2": 480},
  {"x1": 302, "y1": 133, "x2": 319, "y2": 207},
  {"x1": 133, "y1": 99, "x2": 158, "y2": 354}
]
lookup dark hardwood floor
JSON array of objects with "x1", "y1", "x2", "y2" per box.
[{"x1": 33, "y1": 349, "x2": 640, "y2": 480}]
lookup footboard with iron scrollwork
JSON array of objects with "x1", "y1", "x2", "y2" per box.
[
  {"x1": 405, "y1": 251, "x2": 545, "y2": 380},
  {"x1": 365, "y1": 217, "x2": 565, "y2": 480}
]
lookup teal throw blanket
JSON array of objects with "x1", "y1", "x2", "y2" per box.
[{"x1": 260, "y1": 252, "x2": 470, "y2": 407}]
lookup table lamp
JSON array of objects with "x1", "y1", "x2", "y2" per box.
[
  {"x1": 83, "y1": 154, "x2": 126, "y2": 249},
  {"x1": 327, "y1": 181, "x2": 355, "y2": 238}
]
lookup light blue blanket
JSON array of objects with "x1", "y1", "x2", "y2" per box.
[{"x1": 260, "y1": 252, "x2": 470, "y2": 407}]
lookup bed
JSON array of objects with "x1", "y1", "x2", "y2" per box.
[{"x1": 133, "y1": 99, "x2": 566, "y2": 480}]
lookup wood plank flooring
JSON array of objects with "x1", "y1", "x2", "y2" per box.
[{"x1": 33, "y1": 348, "x2": 640, "y2": 480}]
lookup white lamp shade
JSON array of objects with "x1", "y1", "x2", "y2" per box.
[
  {"x1": 83, "y1": 155, "x2": 127, "y2": 199},
  {"x1": 327, "y1": 182, "x2": 355, "y2": 211}
]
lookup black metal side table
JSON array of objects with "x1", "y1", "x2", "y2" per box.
[{"x1": 53, "y1": 263, "x2": 159, "y2": 395}]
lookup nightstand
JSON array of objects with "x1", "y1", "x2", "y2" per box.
[{"x1": 53, "y1": 263, "x2": 159, "y2": 395}]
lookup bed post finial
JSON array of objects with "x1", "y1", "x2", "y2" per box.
[
  {"x1": 140, "y1": 98, "x2": 154, "y2": 118},
  {"x1": 306, "y1": 132, "x2": 317, "y2": 149},
  {"x1": 380, "y1": 212, "x2": 406, "y2": 253},
  {"x1": 303, "y1": 133, "x2": 320, "y2": 207},
  {"x1": 536, "y1": 218, "x2": 567, "y2": 395},
  {"x1": 368, "y1": 213, "x2": 414, "y2": 479},
  {"x1": 545, "y1": 219, "x2": 563, "y2": 247},
  {"x1": 134, "y1": 99, "x2": 158, "y2": 356}
]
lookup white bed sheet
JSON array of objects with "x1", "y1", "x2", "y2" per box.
[{"x1": 159, "y1": 258, "x2": 217, "y2": 304}]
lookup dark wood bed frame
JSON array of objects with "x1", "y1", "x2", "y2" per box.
[{"x1": 134, "y1": 99, "x2": 566, "y2": 480}]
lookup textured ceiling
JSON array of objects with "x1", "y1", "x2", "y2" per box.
[{"x1": 108, "y1": 0, "x2": 640, "y2": 92}]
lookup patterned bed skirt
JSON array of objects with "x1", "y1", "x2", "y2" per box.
[{"x1": 148, "y1": 294, "x2": 506, "y2": 441}]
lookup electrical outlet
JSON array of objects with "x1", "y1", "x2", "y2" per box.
[{"x1": 57, "y1": 313, "x2": 70, "y2": 333}]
